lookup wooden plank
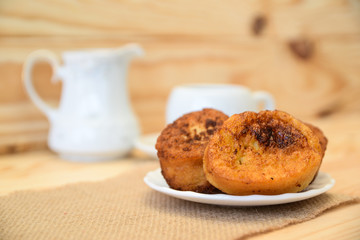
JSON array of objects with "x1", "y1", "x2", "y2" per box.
[
  {"x1": 1, "y1": 36, "x2": 359, "y2": 117},
  {"x1": 0, "y1": 132, "x2": 47, "y2": 154},
  {"x1": 0, "y1": 0, "x2": 359, "y2": 37},
  {"x1": 0, "y1": 151, "x2": 145, "y2": 193},
  {"x1": 251, "y1": 204, "x2": 360, "y2": 240},
  {"x1": 0, "y1": 0, "x2": 266, "y2": 36}
]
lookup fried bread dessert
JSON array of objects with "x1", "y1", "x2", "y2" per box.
[
  {"x1": 156, "y1": 108, "x2": 228, "y2": 193},
  {"x1": 203, "y1": 110, "x2": 326, "y2": 195}
]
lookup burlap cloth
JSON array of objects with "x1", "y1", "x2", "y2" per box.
[{"x1": 0, "y1": 162, "x2": 358, "y2": 240}]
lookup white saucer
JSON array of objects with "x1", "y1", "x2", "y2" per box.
[
  {"x1": 134, "y1": 133, "x2": 159, "y2": 158},
  {"x1": 144, "y1": 168, "x2": 335, "y2": 206}
]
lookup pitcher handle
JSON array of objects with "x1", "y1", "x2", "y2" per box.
[
  {"x1": 253, "y1": 91, "x2": 275, "y2": 111},
  {"x1": 22, "y1": 50, "x2": 60, "y2": 118}
]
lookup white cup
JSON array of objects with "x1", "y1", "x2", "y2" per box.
[{"x1": 166, "y1": 84, "x2": 275, "y2": 123}]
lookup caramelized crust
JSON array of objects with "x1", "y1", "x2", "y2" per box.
[
  {"x1": 304, "y1": 122, "x2": 328, "y2": 183},
  {"x1": 156, "y1": 108, "x2": 228, "y2": 193},
  {"x1": 305, "y1": 123, "x2": 328, "y2": 156},
  {"x1": 203, "y1": 110, "x2": 325, "y2": 195}
]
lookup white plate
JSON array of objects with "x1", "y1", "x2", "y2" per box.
[
  {"x1": 144, "y1": 168, "x2": 335, "y2": 206},
  {"x1": 134, "y1": 133, "x2": 159, "y2": 158}
]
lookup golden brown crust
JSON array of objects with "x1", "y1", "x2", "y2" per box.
[
  {"x1": 156, "y1": 108, "x2": 228, "y2": 193},
  {"x1": 305, "y1": 123, "x2": 328, "y2": 156},
  {"x1": 304, "y1": 122, "x2": 328, "y2": 183},
  {"x1": 203, "y1": 110, "x2": 324, "y2": 195}
]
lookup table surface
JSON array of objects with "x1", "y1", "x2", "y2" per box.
[{"x1": 1, "y1": 113, "x2": 359, "y2": 240}]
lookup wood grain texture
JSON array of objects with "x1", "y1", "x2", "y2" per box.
[
  {"x1": 0, "y1": 0, "x2": 359, "y2": 37},
  {"x1": 251, "y1": 204, "x2": 360, "y2": 240},
  {"x1": 0, "y1": 0, "x2": 360, "y2": 153}
]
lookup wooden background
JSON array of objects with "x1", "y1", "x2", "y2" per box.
[{"x1": 0, "y1": 0, "x2": 359, "y2": 153}]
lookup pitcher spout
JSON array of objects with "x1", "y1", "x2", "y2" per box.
[{"x1": 117, "y1": 43, "x2": 144, "y2": 59}]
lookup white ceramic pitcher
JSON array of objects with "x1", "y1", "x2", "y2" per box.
[{"x1": 22, "y1": 44, "x2": 144, "y2": 161}]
